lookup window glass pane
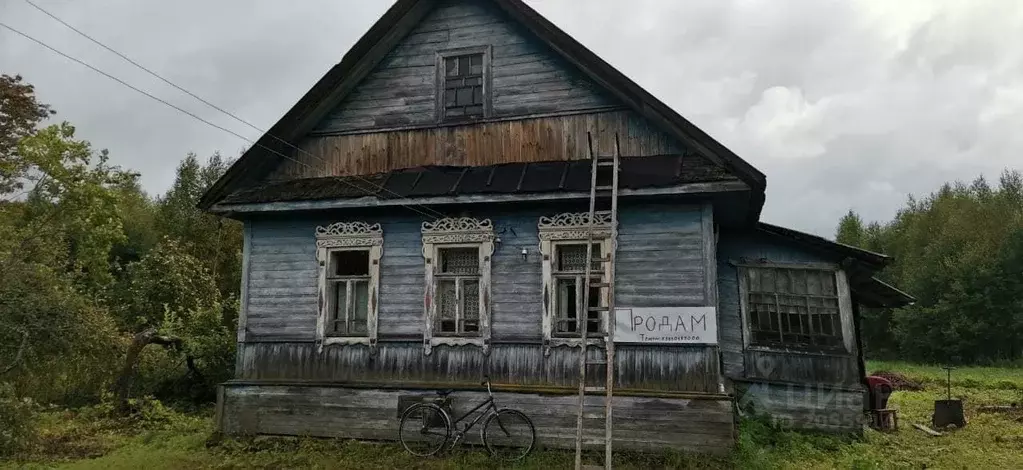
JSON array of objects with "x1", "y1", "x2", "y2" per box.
[
  {"x1": 353, "y1": 281, "x2": 369, "y2": 321},
  {"x1": 447, "y1": 107, "x2": 464, "y2": 117},
  {"x1": 465, "y1": 105, "x2": 483, "y2": 117},
  {"x1": 332, "y1": 250, "x2": 369, "y2": 276},
  {"x1": 820, "y1": 271, "x2": 836, "y2": 295},
  {"x1": 557, "y1": 244, "x2": 600, "y2": 271},
  {"x1": 445, "y1": 89, "x2": 457, "y2": 107},
  {"x1": 587, "y1": 286, "x2": 601, "y2": 333},
  {"x1": 446, "y1": 57, "x2": 458, "y2": 77},
  {"x1": 556, "y1": 278, "x2": 577, "y2": 333},
  {"x1": 472, "y1": 86, "x2": 482, "y2": 104},
  {"x1": 456, "y1": 87, "x2": 473, "y2": 106},
  {"x1": 470, "y1": 53, "x2": 482, "y2": 70},
  {"x1": 333, "y1": 281, "x2": 347, "y2": 334},
  {"x1": 458, "y1": 56, "x2": 469, "y2": 76},
  {"x1": 438, "y1": 279, "x2": 456, "y2": 319},
  {"x1": 440, "y1": 247, "x2": 478, "y2": 274},
  {"x1": 462, "y1": 280, "x2": 479, "y2": 333}
]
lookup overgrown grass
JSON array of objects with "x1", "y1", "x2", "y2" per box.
[{"x1": 5, "y1": 363, "x2": 1023, "y2": 469}]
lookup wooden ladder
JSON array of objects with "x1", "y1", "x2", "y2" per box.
[{"x1": 574, "y1": 132, "x2": 620, "y2": 470}]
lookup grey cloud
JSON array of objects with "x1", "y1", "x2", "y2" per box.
[{"x1": 2, "y1": 0, "x2": 1020, "y2": 237}]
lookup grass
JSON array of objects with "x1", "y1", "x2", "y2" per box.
[{"x1": 4, "y1": 363, "x2": 1023, "y2": 469}]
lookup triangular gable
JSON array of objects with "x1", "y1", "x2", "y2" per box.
[{"x1": 199, "y1": 0, "x2": 766, "y2": 212}]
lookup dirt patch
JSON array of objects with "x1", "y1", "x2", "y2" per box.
[{"x1": 871, "y1": 371, "x2": 925, "y2": 391}]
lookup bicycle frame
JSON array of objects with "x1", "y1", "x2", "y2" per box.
[{"x1": 444, "y1": 378, "x2": 499, "y2": 446}]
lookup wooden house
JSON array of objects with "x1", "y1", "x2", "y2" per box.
[{"x1": 200, "y1": 0, "x2": 913, "y2": 455}]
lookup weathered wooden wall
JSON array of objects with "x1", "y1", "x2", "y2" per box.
[
  {"x1": 235, "y1": 342, "x2": 720, "y2": 393},
  {"x1": 314, "y1": 0, "x2": 614, "y2": 134},
  {"x1": 271, "y1": 110, "x2": 685, "y2": 181},
  {"x1": 244, "y1": 202, "x2": 709, "y2": 342},
  {"x1": 735, "y1": 381, "x2": 864, "y2": 434},
  {"x1": 220, "y1": 385, "x2": 735, "y2": 454},
  {"x1": 715, "y1": 229, "x2": 865, "y2": 432},
  {"x1": 716, "y1": 230, "x2": 860, "y2": 385}
]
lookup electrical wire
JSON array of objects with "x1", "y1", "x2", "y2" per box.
[{"x1": 0, "y1": 19, "x2": 445, "y2": 220}]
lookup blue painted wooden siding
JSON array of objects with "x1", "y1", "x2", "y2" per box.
[
  {"x1": 242, "y1": 202, "x2": 710, "y2": 342},
  {"x1": 716, "y1": 231, "x2": 855, "y2": 382},
  {"x1": 314, "y1": 0, "x2": 615, "y2": 133}
]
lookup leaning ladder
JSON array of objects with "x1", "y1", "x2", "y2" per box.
[{"x1": 574, "y1": 132, "x2": 620, "y2": 470}]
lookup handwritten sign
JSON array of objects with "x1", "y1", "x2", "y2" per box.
[{"x1": 613, "y1": 307, "x2": 717, "y2": 344}]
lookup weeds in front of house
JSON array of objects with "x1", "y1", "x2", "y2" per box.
[{"x1": 4, "y1": 363, "x2": 1023, "y2": 469}]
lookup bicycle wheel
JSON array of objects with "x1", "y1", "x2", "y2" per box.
[
  {"x1": 482, "y1": 408, "x2": 536, "y2": 461},
  {"x1": 398, "y1": 402, "x2": 451, "y2": 457}
]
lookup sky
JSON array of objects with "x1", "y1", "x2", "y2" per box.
[{"x1": 2, "y1": 0, "x2": 1021, "y2": 236}]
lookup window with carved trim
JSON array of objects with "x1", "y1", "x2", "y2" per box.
[
  {"x1": 421, "y1": 217, "x2": 494, "y2": 354},
  {"x1": 739, "y1": 265, "x2": 850, "y2": 352},
  {"x1": 538, "y1": 212, "x2": 614, "y2": 350},
  {"x1": 315, "y1": 222, "x2": 382, "y2": 347},
  {"x1": 437, "y1": 47, "x2": 490, "y2": 122}
]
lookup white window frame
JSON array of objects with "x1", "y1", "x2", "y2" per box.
[
  {"x1": 736, "y1": 262, "x2": 855, "y2": 356},
  {"x1": 538, "y1": 212, "x2": 615, "y2": 356},
  {"x1": 315, "y1": 222, "x2": 383, "y2": 350},
  {"x1": 421, "y1": 217, "x2": 494, "y2": 355}
]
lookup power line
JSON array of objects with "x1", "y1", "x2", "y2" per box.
[
  {"x1": 0, "y1": 20, "x2": 444, "y2": 220},
  {"x1": 21, "y1": 0, "x2": 445, "y2": 219}
]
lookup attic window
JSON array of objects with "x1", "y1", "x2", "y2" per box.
[{"x1": 437, "y1": 47, "x2": 491, "y2": 122}]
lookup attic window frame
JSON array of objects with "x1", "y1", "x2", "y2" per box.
[{"x1": 435, "y1": 46, "x2": 493, "y2": 123}]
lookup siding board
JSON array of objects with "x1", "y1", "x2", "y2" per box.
[{"x1": 221, "y1": 385, "x2": 734, "y2": 454}]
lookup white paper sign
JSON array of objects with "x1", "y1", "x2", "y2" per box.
[{"x1": 613, "y1": 307, "x2": 717, "y2": 344}]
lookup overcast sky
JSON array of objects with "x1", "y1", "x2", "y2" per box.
[{"x1": 2, "y1": 0, "x2": 1021, "y2": 236}]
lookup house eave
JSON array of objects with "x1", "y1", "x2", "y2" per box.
[{"x1": 210, "y1": 179, "x2": 750, "y2": 216}]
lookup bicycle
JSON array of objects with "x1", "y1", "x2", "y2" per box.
[{"x1": 398, "y1": 376, "x2": 536, "y2": 461}]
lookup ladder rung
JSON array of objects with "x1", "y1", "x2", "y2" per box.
[
  {"x1": 586, "y1": 359, "x2": 608, "y2": 365},
  {"x1": 589, "y1": 282, "x2": 611, "y2": 288},
  {"x1": 596, "y1": 160, "x2": 616, "y2": 167},
  {"x1": 582, "y1": 412, "x2": 606, "y2": 419},
  {"x1": 583, "y1": 386, "x2": 606, "y2": 393},
  {"x1": 588, "y1": 306, "x2": 610, "y2": 312},
  {"x1": 595, "y1": 185, "x2": 615, "y2": 191},
  {"x1": 591, "y1": 256, "x2": 611, "y2": 263}
]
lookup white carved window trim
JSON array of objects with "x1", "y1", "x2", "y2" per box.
[
  {"x1": 315, "y1": 222, "x2": 383, "y2": 350},
  {"x1": 538, "y1": 212, "x2": 615, "y2": 355},
  {"x1": 421, "y1": 217, "x2": 494, "y2": 355}
]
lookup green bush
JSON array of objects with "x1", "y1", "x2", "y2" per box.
[{"x1": 0, "y1": 382, "x2": 36, "y2": 456}]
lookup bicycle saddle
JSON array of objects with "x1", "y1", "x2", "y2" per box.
[{"x1": 435, "y1": 389, "x2": 455, "y2": 397}]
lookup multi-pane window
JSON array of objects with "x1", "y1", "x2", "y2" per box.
[
  {"x1": 435, "y1": 247, "x2": 481, "y2": 336},
  {"x1": 744, "y1": 266, "x2": 844, "y2": 351},
  {"x1": 437, "y1": 47, "x2": 490, "y2": 122},
  {"x1": 553, "y1": 243, "x2": 604, "y2": 337},
  {"x1": 326, "y1": 250, "x2": 371, "y2": 336}
]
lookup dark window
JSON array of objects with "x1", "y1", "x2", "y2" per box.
[
  {"x1": 326, "y1": 249, "x2": 371, "y2": 336},
  {"x1": 442, "y1": 53, "x2": 485, "y2": 121},
  {"x1": 553, "y1": 243, "x2": 604, "y2": 337},
  {"x1": 744, "y1": 267, "x2": 844, "y2": 351}
]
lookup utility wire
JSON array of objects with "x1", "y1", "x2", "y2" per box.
[
  {"x1": 0, "y1": 19, "x2": 444, "y2": 220},
  {"x1": 22, "y1": 0, "x2": 447, "y2": 219}
]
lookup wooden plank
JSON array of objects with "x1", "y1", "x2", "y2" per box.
[{"x1": 221, "y1": 384, "x2": 735, "y2": 454}]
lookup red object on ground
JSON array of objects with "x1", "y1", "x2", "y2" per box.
[{"x1": 865, "y1": 375, "x2": 894, "y2": 410}]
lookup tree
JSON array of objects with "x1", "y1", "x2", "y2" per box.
[
  {"x1": 835, "y1": 210, "x2": 865, "y2": 247},
  {"x1": 0, "y1": 74, "x2": 55, "y2": 194}
]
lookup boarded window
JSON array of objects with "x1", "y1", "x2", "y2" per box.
[
  {"x1": 435, "y1": 247, "x2": 481, "y2": 336},
  {"x1": 553, "y1": 243, "x2": 603, "y2": 337},
  {"x1": 441, "y1": 53, "x2": 486, "y2": 121},
  {"x1": 744, "y1": 267, "x2": 844, "y2": 351},
  {"x1": 327, "y1": 249, "x2": 373, "y2": 336}
]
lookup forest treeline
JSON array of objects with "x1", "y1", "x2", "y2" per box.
[
  {"x1": 836, "y1": 170, "x2": 1023, "y2": 365},
  {"x1": 1, "y1": 74, "x2": 242, "y2": 451}
]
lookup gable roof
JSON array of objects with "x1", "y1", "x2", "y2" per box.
[{"x1": 199, "y1": 0, "x2": 767, "y2": 213}]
